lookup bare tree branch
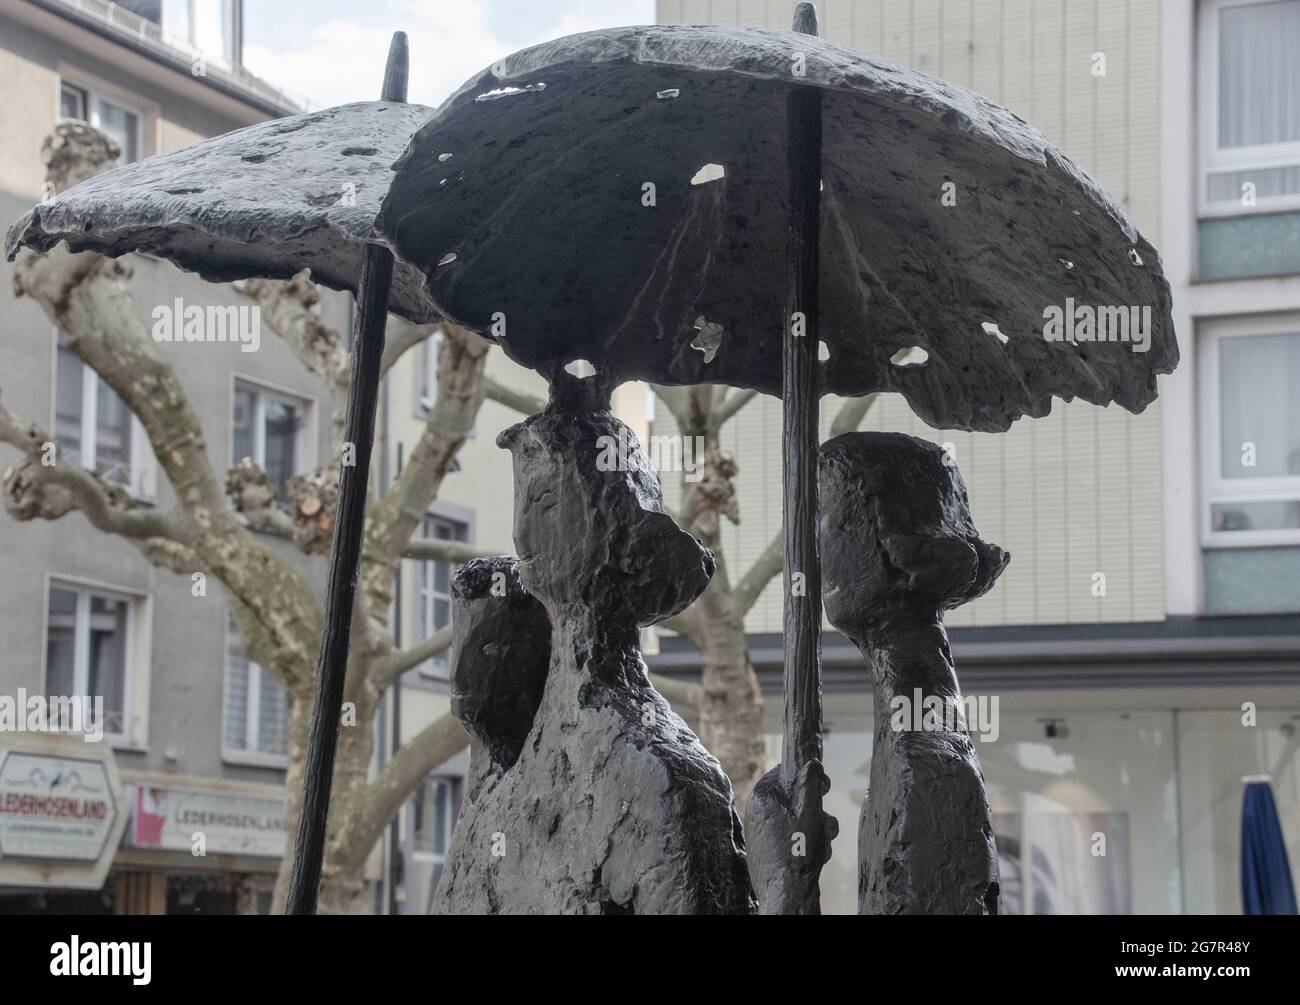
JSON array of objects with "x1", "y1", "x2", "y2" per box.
[
  {"x1": 734, "y1": 529, "x2": 784, "y2": 617},
  {"x1": 342, "y1": 712, "x2": 470, "y2": 871},
  {"x1": 650, "y1": 384, "x2": 691, "y2": 429},
  {"x1": 650, "y1": 673, "x2": 701, "y2": 707},
  {"x1": 0, "y1": 402, "x2": 176, "y2": 540},
  {"x1": 136, "y1": 536, "x2": 204, "y2": 574},
  {"x1": 829, "y1": 392, "x2": 880, "y2": 438},
  {"x1": 381, "y1": 316, "x2": 437, "y2": 374},
  {"x1": 377, "y1": 624, "x2": 453, "y2": 690},
  {"x1": 483, "y1": 374, "x2": 546, "y2": 416},
  {"x1": 361, "y1": 326, "x2": 489, "y2": 614},
  {"x1": 730, "y1": 393, "x2": 880, "y2": 617},
  {"x1": 712, "y1": 387, "x2": 758, "y2": 428},
  {"x1": 657, "y1": 606, "x2": 704, "y2": 642},
  {"x1": 402, "y1": 538, "x2": 501, "y2": 563},
  {"x1": 238, "y1": 271, "x2": 347, "y2": 388}
]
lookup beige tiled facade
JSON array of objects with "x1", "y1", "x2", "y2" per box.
[{"x1": 655, "y1": 0, "x2": 1167, "y2": 629}]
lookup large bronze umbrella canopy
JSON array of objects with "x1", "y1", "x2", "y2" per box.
[
  {"x1": 6, "y1": 34, "x2": 431, "y2": 915},
  {"x1": 379, "y1": 6, "x2": 1176, "y2": 912}
]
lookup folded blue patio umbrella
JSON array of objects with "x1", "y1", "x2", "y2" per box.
[{"x1": 1241, "y1": 777, "x2": 1298, "y2": 915}]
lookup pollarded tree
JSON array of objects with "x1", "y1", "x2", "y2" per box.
[{"x1": 0, "y1": 122, "x2": 523, "y2": 913}]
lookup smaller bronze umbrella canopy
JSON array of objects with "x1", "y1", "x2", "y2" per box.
[
  {"x1": 378, "y1": 6, "x2": 1177, "y2": 913},
  {"x1": 5, "y1": 33, "x2": 431, "y2": 915},
  {"x1": 5, "y1": 83, "x2": 437, "y2": 323}
]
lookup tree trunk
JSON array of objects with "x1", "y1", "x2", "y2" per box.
[
  {"x1": 272, "y1": 685, "x2": 312, "y2": 912},
  {"x1": 697, "y1": 601, "x2": 766, "y2": 810}
]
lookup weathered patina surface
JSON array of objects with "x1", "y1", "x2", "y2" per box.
[
  {"x1": 380, "y1": 25, "x2": 1176, "y2": 430},
  {"x1": 6, "y1": 101, "x2": 438, "y2": 323},
  {"x1": 820, "y1": 431, "x2": 1006, "y2": 914},
  {"x1": 433, "y1": 403, "x2": 754, "y2": 914}
]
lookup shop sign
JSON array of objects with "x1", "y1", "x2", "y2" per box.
[{"x1": 128, "y1": 784, "x2": 286, "y2": 858}]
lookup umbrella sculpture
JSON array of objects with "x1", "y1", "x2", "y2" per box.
[
  {"x1": 376, "y1": 4, "x2": 1176, "y2": 912},
  {"x1": 6, "y1": 3, "x2": 1182, "y2": 914},
  {"x1": 6, "y1": 33, "x2": 434, "y2": 915}
]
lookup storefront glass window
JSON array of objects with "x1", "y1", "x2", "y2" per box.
[{"x1": 776, "y1": 705, "x2": 1184, "y2": 915}]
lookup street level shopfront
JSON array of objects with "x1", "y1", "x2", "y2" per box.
[
  {"x1": 653, "y1": 615, "x2": 1300, "y2": 915},
  {"x1": 0, "y1": 734, "x2": 285, "y2": 914}
]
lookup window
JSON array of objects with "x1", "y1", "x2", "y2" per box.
[
  {"x1": 57, "y1": 78, "x2": 142, "y2": 164},
  {"x1": 1200, "y1": 319, "x2": 1300, "y2": 545},
  {"x1": 163, "y1": 0, "x2": 240, "y2": 69},
  {"x1": 59, "y1": 82, "x2": 86, "y2": 122},
  {"x1": 415, "y1": 328, "x2": 444, "y2": 417},
  {"x1": 54, "y1": 341, "x2": 154, "y2": 497},
  {"x1": 407, "y1": 777, "x2": 458, "y2": 914},
  {"x1": 415, "y1": 514, "x2": 469, "y2": 679},
  {"x1": 44, "y1": 581, "x2": 143, "y2": 742},
  {"x1": 1199, "y1": 0, "x2": 1300, "y2": 215},
  {"x1": 223, "y1": 616, "x2": 290, "y2": 766},
  {"x1": 232, "y1": 380, "x2": 309, "y2": 500}
]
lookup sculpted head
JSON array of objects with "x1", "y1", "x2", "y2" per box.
[
  {"x1": 496, "y1": 406, "x2": 714, "y2": 626},
  {"x1": 818, "y1": 431, "x2": 1008, "y2": 636},
  {"x1": 448, "y1": 556, "x2": 551, "y2": 768}
]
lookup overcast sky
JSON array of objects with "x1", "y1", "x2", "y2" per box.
[{"x1": 243, "y1": 0, "x2": 655, "y2": 109}]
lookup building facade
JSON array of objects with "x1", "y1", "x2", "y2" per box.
[
  {"x1": 0, "y1": 0, "x2": 341, "y2": 913},
  {"x1": 651, "y1": 0, "x2": 1300, "y2": 914},
  {"x1": 3, "y1": 0, "x2": 1296, "y2": 917},
  {"x1": 0, "y1": 0, "x2": 627, "y2": 916}
]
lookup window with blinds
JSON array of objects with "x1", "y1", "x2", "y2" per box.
[
  {"x1": 1200, "y1": 0, "x2": 1300, "y2": 215},
  {"x1": 223, "y1": 617, "x2": 290, "y2": 765}
]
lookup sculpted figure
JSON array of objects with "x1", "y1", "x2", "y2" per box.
[
  {"x1": 428, "y1": 555, "x2": 550, "y2": 913},
  {"x1": 819, "y1": 432, "x2": 1008, "y2": 915},
  {"x1": 448, "y1": 557, "x2": 551, "y2": 783},
  {"x1": 434, "y1": 380, "x2": 753, "y2": 914}
]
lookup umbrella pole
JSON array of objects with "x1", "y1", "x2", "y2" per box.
[
  {"x1": 285, "y1": 31, "x2": 408, "y2": 916},
  {"x1": 781, "y1": 6, "x2": 825, "y2": 801}
]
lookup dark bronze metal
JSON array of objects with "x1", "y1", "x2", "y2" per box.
[{"x1": 285, "y1": 31, "x2": 408, "y2": 916}]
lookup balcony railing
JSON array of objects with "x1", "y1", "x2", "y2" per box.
[{"x1": 38, "y1": 0, "x2": 311, "y2": 113}]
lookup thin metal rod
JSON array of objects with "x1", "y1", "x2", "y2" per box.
[
  {"x1": 781, "y1": 2, "x2": 824, "y2": 786},
  {"x1": 285, "y1": 30, "x2": 408, "y2": 916}
]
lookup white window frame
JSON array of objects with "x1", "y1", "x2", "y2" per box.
[
  {"x1": 221, "y1": 617, "x2": 290, "y2": 769},
  {"x1": 408, "y1": 776, "x2": 458, "y2": 914},
  {"x1": 56, "y1": 73, "x2": 146, "y2": 165},
  {"x1": 51, "y1": 333, "x2": 157, "y2": 501},
  {"x1": 415, "y1": 512, "x2": 470, "y2": 680},
  {"x1": 1198, "y1": 314, "x2": 1300, "y2": 547},
  {"x1": 415, "y1": 328, "x2": 444, "y2": 417},
  {"x1": 1198, "y1": 0, "x2": 1300, "y2": 217},
  {"x1": 165, "y1": 0, "x2": 240, "y2": 70},
  {"x1": 41, "y1": 574, "x2": 152, "y2": 750},
  {"x1": 230, "y1": 374, "x2": 315, "y2": 494}
]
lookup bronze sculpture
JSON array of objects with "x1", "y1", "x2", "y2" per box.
[
  {"x1": 7, "y1": 1, "x2": 1183, "y2": 914},
  {"x1": 433, "y1": 383, "x2": 753, "y2": 914},
  {"x1": 820, "y1": 432, "x2": 1007, "y2": 913}
]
